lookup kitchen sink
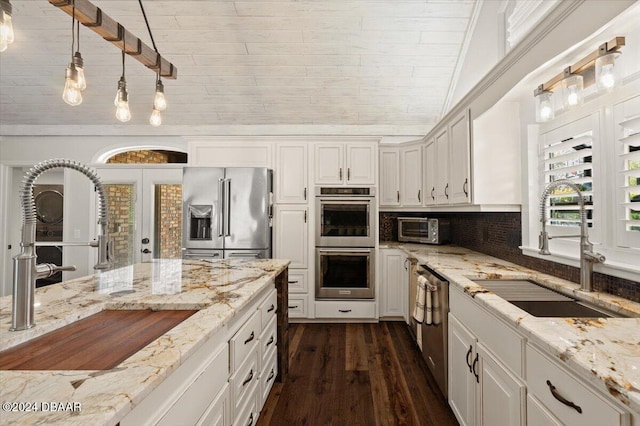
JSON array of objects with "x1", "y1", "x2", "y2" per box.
[{"x1": 472, "y1": 279, "x2": 625, "y2": 318}]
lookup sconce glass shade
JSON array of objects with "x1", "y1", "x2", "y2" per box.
[
  {"x1": 535, "y1": 90, "x2": 554, "y2": 122},
  {"x1": 153, "y1": 80, "x2": 167, "y2": 111},
  {"x1": 595, "y1": 52, "x2": 620, "y2": 92},
  {"x1": 0, "y1": 1, "x2": 14, "y2": 53},
  {"x1": 149, "y1": 108, "x2": 162, "y2": 127},
  {"x1": 561, "y1": 74, "x2": 583, "y2": 109},
  {"x1": 62, "y1": 64, "x2": 83, "y2": 106}
]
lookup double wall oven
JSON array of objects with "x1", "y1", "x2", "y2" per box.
[{"x1": 315, "y1": 187, "x2": 376, "y2": 299}]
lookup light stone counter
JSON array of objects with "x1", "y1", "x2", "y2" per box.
[
  {"x1": 0, "y1": 258, "x2": 289, "y2": 425},
  {"x1": 382, "y1": 242, "x2": 640, "y2": 415}
]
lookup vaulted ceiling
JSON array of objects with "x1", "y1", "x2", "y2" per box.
[{"x1": 0, "y1": 1, "x2": 478, "y2": 135}]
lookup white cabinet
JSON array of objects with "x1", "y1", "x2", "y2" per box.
[
  {"x1": 448, "y1": 314, "x2": 477, "y2": 426},
  {"x1": 423, "y1": 139, "x2": 437, "y2": 206},
  {"x1": 401, "y1": 145, "x2": 423, "y2": 206},
  {"x1": 379, "y1": 148, "x2": 400, "y2": 206},
  {"x1": 188, "y1": 139, "x2": 272, "y2": 167},
  {"x1": 379, "y1": 248, "x2": 407, "y2": 318},
  {"x1": 449, "y1": 110, "x2": 471, "y2": 204},
  {"x1": 434, "y1": 127, "x2": 450, "y2": 204},
  {"x1": 274, "y1": 205, "x2": 308, "y2": 269},
  {"x1": 275, "y1": 143, "x2": 308, "y2": 204},
  {"x1": 314, "y1": 142, "x2": 376, "y2": 186}
]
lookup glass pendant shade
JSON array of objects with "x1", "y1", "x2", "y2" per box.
[
  {"x1": 535, "y1": 90, "x2": 554, "y2": 122},
  {"x1": 72, "y1": 52, "x2": 87, "y2": 91},
  {"x1": 62, "y1": 64, "x2": 82, "y2": 106},
  {"x1": 114, "y1": 78, "x2": 131, "y2": 122},
  {"x1": 561, "y1": 74, "x2": 583, "y2": 109},
  {"x1": 115, "y1": 102, "x2": 131, "y2": 122},
  {"x1": 149, "y1": 108, "x2": 162, "y2": 126},
  {"x1": 595, "y1": 52, "x2": 619, "y2": 92},
  {"x1": 153, "y1": 80, "x2": 167, "y2": 111},
  {"x1": 0, "y1": 2, "x2": 14, "y2": 53}
]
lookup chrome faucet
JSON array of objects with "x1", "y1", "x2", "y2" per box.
[
  {"x1": 539, "y1": 179, "x2": 605, "y2": 292},
  {"x1": 10, "y1": 159, "x2": 113, "y2": 331}
]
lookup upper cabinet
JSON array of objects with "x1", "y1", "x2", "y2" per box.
[
  {"x1": 448, "y1": 111, "x2": 471, "y2": 204},
  {"x1": 379, "y1": 142, "x2": 423, "y2": 208},
  {"x1": 275, "y1": 143, "x2": 308, "y2": 204},
  {"x1": 314, "y1": 142, "x2": 376, "y2": 186},
  {"x1": 379, "y1": 148, "x2": 401, "y2": 206},
  {"x1": 401, "y1": 145, "x2": 423, "y2": 206}
]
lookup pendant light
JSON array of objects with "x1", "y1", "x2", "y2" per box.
[
  {"x1": 0, "y1": 0, "x2": 14, "y2": 52},
  {"x1": 114, "y1": 35, "x2": 131, "y2": 122},
  {"x1": 72, "y1": 20, "x2": 86, "y2": 91},
  {"x1": 139, "y1": 0, "x2": 167, "y2": 126},
  {"x1": 62, "y1": 2, "x2": 82, "y2": 106}
]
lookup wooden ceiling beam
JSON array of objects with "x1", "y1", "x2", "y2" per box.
[{"x1": 49, "y1": 0, "x2": 177, "y2": 79}]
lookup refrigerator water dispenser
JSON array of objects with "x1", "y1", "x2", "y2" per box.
[{"x1": 188, "y1": 205, "x2": 212, "y2": 240}]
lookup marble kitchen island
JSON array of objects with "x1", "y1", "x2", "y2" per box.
[{"x1": 0, "y1": 258, "x2": 290, "y2": 425}]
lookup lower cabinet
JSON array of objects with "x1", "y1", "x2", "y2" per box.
[
  {"x1": 121, "y1": 286, "x2": 278, "y2": 426},
  {"x1": 315, "y1": 300, "x2": 376, "y2": 319},
  {"x1": 379, "y1": 248, "x2": 408, "y2": 319}
]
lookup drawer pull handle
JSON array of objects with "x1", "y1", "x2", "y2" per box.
[
  {"x1": 244, "y1": 331, "x2": 255, "y2": 345},
  {"x1": 546, "y1": 380, "x2": 582, "y2": 414},
  {"x1": 288, "y1": 280, "x2": 299, "y2": 284},
  {"x1": 247, "y1": 412, "x2": 254, "y2": 426},
  {"x1": 431, "y1": 186, "x2": 435, "y2": 200},
  {"x1": 444, "y1": 183, "x2": 449, "y2": 199},
  {"x1": 242, "y1": 369, "x2": 254, "y2": 387},
  {"x1": 289, "y1": 305, "x2": 298, "y2": 309},
  {"x1": 465, "y1": 345, "x2": 473, "y2": 372},
  {"x1": 267, "y1": 304, "x2": 275, "y2": 313},
  {"x1": 472, "y1": 353, "x2": 479, "y2": 383},
  {"x1": 267, "y1": 368, "x2": 275, "y2": 382},
  {"x1": 463, "y1": 178, "x2": 469, "y2": 197},
  {"x1": 339, "y1": 309, "x2": 352, "y2": 313},
  {"x1": 266, "y1": 335, "x2": 275, "y2": 346}
]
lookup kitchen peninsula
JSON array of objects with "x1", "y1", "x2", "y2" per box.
[{"x1": 0, "y1": 258, "x2": 290, "y2": 425}]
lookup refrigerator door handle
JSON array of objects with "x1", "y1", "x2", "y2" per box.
[
  {"x1": 218, "y1": 178, "x2": 225, "y2": 237},
  {"x1": 225, "y1": 178, "x2": 232, "y2": 237}
]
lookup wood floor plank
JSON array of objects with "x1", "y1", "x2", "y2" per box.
[{"x1": 258, "y1": 322, "x2": 457, "y2": 426}]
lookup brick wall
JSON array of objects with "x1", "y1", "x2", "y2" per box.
[
  {"x1": 380, "y1": 212, "x2": 640, "y2": 303},
  {"x1": 107, "y1": 184, "x2": 134, "y2": 269},
  {"x1": 107, "y1": 150, "x2": 169, "y2": 164},
  {"x1": 157, "y1": 184, "x2": 182, "y2": 259}
]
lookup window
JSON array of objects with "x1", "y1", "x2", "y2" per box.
[{"x1": 614, "y1": 95, "x2": 640, "y2": 248}]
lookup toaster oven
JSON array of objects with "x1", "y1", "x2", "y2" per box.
[{"x1": 398, "y1": 217, "x2": 450, "y2": 245}]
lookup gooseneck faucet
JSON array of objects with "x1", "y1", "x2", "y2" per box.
[
  {"x1": 539, "y1": 179, "x2": 605, "y2": 292},
  {"x1": 10, "y1": 159, "x2": 112, "y2": 331}
]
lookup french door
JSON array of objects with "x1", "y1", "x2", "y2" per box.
[{"x1": 93, "y1": 166, "x2": 183, "y2": 268}]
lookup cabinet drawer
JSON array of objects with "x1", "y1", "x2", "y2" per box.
[
  {"x1": 260, "y1": 349, "x2": 278, "y2": 407},
  {"x1": 196, "y1": 384, "x2": 229, "y2": 426},
  {"x1": 288, "y1": 296, "x2": 308, "y2": 318},
  {"x1": 314, "y1": 301, "x2": 376, "y2": 319},
  {"x1": 450, "y1": 286, "x2": 524, "y2": 376},
  {"x1": 157, "y1": 344, "x2": 229, "y2": 426},
  {"x1": 230, "y1": 349, "x2": 259, "y2": 417},
  {"x1": 233, "y1": 379, "x2": 258, "y2": 426},
  {"x1": 230, "y1": 311, "x2": 261, "y2": 373},
  {"x1": 259, "y1": 288, "x2": 277, "y2": 330},
  {"x1": 526, "y1": 344, "x2": 629, "y2": 426},
  {"x1": 259, "y1": 315, "x2": 277, "y2": 370},
  {"x1": 288, "y1": 270, "x2": 308, "y2": 294}
]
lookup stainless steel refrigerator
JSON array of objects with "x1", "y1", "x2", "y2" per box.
[{"x1": 182, "y1": 167, "x2": 273, "y2": 260}]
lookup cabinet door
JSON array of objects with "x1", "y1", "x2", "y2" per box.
[
  {"x1": 526, "y1": 394, "x2": 562, "y2": 426},
  {"x1": 449, "y1": 110, "x2": 471, "y2": 204},
  {"x1": 477, "y1": 343, "x2": 524, "y2": 426},
  {"x1": 435, "y1": 128, "x2": 450, "y2": 204},
  {"x1": 314, "y1": 144, "x2": 344, "y2": 185},
  {"x1": 401, "y1": 145, "x2": 423, "y2": 206},
  {"x1": 380, "y1": 249, "x2": 407, "y2": 318},
  {"x1": 346, "y1": 143, "x2": 375, "y2": 185},
  {"x1": 423, "y1": 140, "x2": 437, "y2": 206},
  {"x1": 448, "y1": 314, "x2": 477, "y2": 426},
  {"x1": 379, "y1": 148, "x2": 400, "y2": 206},
  {"x1": 276, "y1": 143, "x2": 308, "y2": 204},
  {"x1": 274, "y1": 205, "x2": 308, "y2": 269}
]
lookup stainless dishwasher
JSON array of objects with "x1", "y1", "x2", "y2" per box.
[{"x1": 417, "y1": 264, "x2": 449, "y2": 398}]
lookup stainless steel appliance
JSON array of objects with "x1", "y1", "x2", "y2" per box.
[
  {"x1": 417, "y1": 264, "x2": 449, "y2": 398},
  {"x1": 398, "y1": 217, "x2": 450, "y2": 245},
  {"x1": 182, "y1": 167, "x2": 273, "y2": 259},
  {"x1": 316, "y1": 187, "x2": 375, "y2": 247},
  {"x1": 33, "y1": 185, "x2": 64, "y2": 287},
  {"x1": 315, "y1": 248, "x2": 375, "y2": 299}
]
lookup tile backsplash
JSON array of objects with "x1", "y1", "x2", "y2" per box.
[{"x1": 380, "y1": 212, "x2": 640, "y2": 303}]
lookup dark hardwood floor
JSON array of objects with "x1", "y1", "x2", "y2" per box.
[{"x1": 258, "y1": 322, "x2": 458, "y2": 426}]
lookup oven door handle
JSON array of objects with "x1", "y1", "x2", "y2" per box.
[{"x1": 317, "y1": 248, "x2": 373, "y2": 255}]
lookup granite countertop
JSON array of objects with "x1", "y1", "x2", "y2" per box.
[
  {"x1": 0, "y1": 258, "x2": 290, "y2": 425},
  {"x1": 382, "y1": 242, "x2": 640, "y2": 414}
]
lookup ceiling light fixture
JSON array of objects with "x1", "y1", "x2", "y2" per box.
[
  {"x1": 114, "y1": 35, "x2": 131, "y2": 123},
  {"x1": 0, "y1": 0, "x2": 14, "y2": 52},
  {"x1": 72, "y1": 20, "x2": 86, "y2": 91},
  {"x1": 62, "y1": 1, "x2": 82, "y2": 106},
  {"x1": 534, "y1": 36, "x2": 624, "y2": 123},
  {"x1": 138, "y1": 0, "x2": 167, "y2": 127}
]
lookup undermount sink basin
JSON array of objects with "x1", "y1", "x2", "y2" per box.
[
  {"x1": 472, "y1": 279, "x2": 625, "y2": 318},
  {"x1": 0, "y1": 309, "x2": 197, "y2": 370}
]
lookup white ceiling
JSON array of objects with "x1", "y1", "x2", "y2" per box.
[{"x1": 0, "y1": 0, "x2": 478, "y2": 135}]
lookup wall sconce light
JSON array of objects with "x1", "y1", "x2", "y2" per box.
[
  {"x1": 0, "y1": 0, "x2": 14, "y2": 52},
  {"x1": 534, "y1": 36, "x2": 624, "y2": 123}
]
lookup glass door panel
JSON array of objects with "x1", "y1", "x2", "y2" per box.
[{"x1": 154, "y1": 183, "x2": 182, "y2": 259}]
